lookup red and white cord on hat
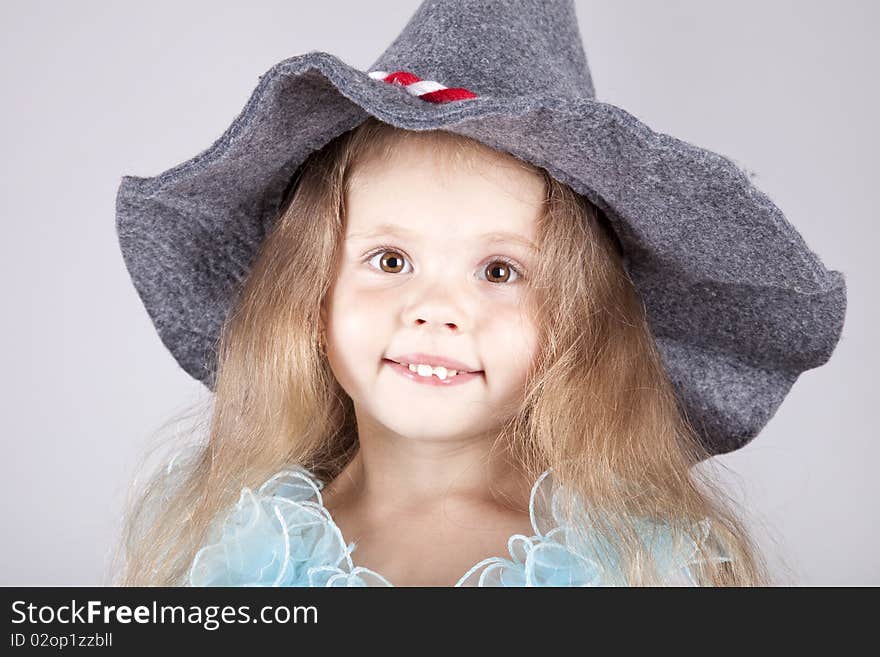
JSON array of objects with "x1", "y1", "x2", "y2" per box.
[{"x1": 368, "y1": 70, "x2": 478, "y2": 103}]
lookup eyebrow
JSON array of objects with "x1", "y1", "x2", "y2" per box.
[{"x1": 347, "y1": 223, "x2": 537, "y2": 252}]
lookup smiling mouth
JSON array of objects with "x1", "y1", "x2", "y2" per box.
[
  {"x1": 382, "y1": 359, "x2": 484, "y2": 384},
  {"x1": 383, "y1": 358, "x2": 483, "y2": 374}
]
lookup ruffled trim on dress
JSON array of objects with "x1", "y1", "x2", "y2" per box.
[
  {"x1": 187, "y1": 465, "x2": 732, "y2": 587},
  {"x1": 189, "y1": 467, "x2": 393, "y2": 587},
  {"x1": 454, "y1": 469, "x2": 734, "y2": 586}
]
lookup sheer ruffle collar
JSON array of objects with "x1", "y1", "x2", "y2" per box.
[{"x1": 188, "y1": 465, "x2": 731, "y2": 587}]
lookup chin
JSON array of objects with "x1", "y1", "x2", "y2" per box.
[{"x1": 379, "y1": 419, "x2": 480, "y2": 442}]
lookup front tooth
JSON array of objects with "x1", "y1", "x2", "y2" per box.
[{"x1": 405, "y1": 363, "x2": 459, "y2": 379}]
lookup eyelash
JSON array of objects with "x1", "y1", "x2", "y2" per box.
[{"x1": 362, "y1": 245, "x2": 526, "y2": 284}]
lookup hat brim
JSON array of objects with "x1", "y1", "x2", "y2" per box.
[{"x1": 116, "y1": 51, "x2": 846, "y2": 457}]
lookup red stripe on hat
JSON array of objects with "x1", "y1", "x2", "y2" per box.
[
  {"x1": 419, "y1": 87, "x2": 478, "y2": 103},
  {"x1": 384, "y1": 71, "x2": 422, "y2": 86},
  {"x1": 370, "y1": 69, "x2": 478, "y2": 104}
]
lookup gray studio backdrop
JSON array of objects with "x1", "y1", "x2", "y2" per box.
[{"x1": 1, "y1": 0, "x2": 875, "y2": 585}]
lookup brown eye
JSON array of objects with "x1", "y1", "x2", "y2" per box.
[
  {"x1": 378, "y1": 250, "x2": 405, "y2": 273},
  {"x1": 485, "y1": 260, "x2": 513, "y2": 283}
]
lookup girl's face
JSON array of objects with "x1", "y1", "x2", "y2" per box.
[{"x1": 323, "y1": 137, "x2": 544, "y2": 443}]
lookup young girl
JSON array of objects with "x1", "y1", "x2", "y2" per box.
[{"x1": 113, "y1": 1, "x2": 846, "y2": 587}]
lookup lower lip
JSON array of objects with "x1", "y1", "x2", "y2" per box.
[{"x1": 383, "y1": 359, "x2": 483, "y2": 387}]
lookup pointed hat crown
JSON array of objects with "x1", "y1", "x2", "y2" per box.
[{"x1": 370, "y1": 0, "x2": 595, "y2": 100}]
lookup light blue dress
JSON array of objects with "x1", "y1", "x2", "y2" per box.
[{"x1": 187, "y1": 464, "x2": 732, "y2": 587}]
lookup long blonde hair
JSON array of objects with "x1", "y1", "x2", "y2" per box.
[{"x1": 111, "y1": 116, "x2": 773, "y2": 586}]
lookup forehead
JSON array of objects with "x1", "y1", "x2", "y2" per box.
[{"x1": 346, "y1": 137, "x2": 544, "y2": 246}]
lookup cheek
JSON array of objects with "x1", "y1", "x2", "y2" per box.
[
  {"x1": 483, "y1": 305, "x2": 540, "y2": 375},
  {"x1": 326, "y1": 285, "x2": 381, "y2": 350}
]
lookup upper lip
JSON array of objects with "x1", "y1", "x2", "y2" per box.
[{"x1": 386, "y1": 353, "x2": 482, "y2": 373}]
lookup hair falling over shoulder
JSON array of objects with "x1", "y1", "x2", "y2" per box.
[{"x1": 110, "y1": 117, "x2": 774, "y2": 587}]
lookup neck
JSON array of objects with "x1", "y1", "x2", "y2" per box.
[{"x1": 322, "y1": 417, "x2": 532, "y2": 520}]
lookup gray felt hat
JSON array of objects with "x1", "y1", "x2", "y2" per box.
[{"x1": 115, "y1": 0, "x2": 847, "y2": 457}]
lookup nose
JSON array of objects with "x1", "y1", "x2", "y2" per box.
[
  {"x1": 413, "y1": 318, "x2": 459, "y2": 333},
  {"x1": 404, "y1": 290, "x2": 469, "y2": 336}
]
